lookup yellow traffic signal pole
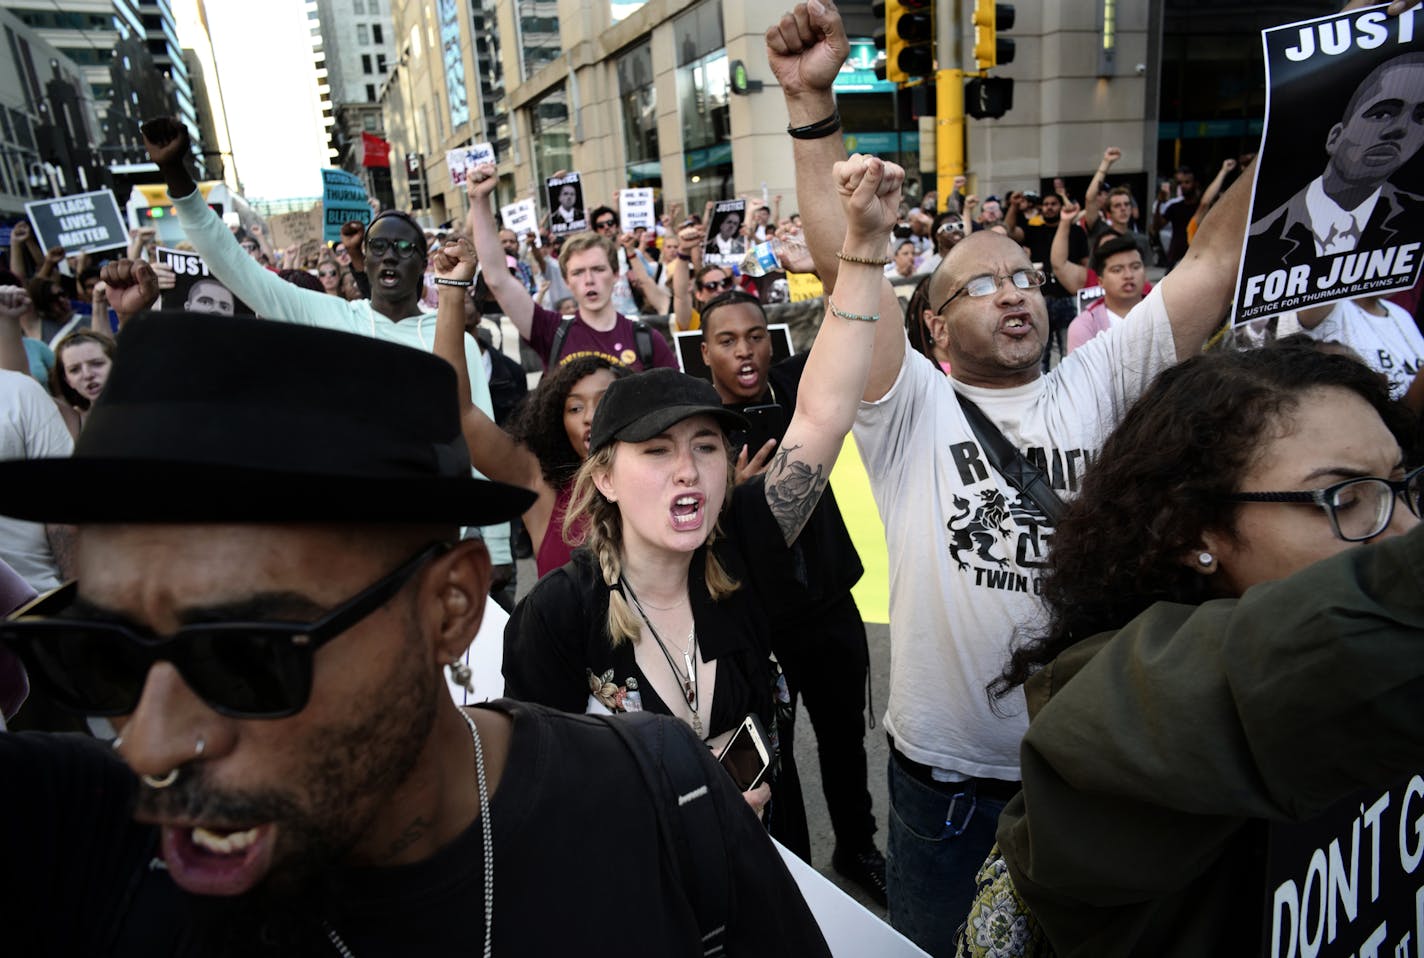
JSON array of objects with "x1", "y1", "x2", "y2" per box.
[{"x1": 936, "y1": 0, "x2": 965, "y2": 209}]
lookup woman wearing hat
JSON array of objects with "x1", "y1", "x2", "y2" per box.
[{"x1": 435, "y1": 153, "x2": 905, "y2": 853}]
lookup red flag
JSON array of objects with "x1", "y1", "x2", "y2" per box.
[{"x1": 361, "y1": 132, "x2": 391, "y2": 168}]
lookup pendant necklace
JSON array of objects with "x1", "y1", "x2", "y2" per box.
[
  {"x1": 325, "y1": 707, "x2": 493, "y2": 957},
  {"x1": 622, "y1": 578, "x2": 702, "y2": 738}
]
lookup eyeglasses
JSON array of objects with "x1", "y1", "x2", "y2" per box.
[
  {"x1": 594, "y1": 219, "x2": 617, "y2": 230},
  {"x1": 318, "y1": 268, "x2": 339, "y2": 278},
  {"x1": 934, "y1": 268, "x2": 1046, "y2": 314},
  {"x1": 937, "y1": 222, "x2": 966, "y2": 235},
  {"x1": 1225, "y1": 465, "x2": 1424, "y2": 543},
  {"x1": 699, "y1": 276, "x2": 736, "y2": 293},
  {"x1": 240, "y1": 243, "x2": 259, "y2": 252},
  {"x1": 365, "y1": 237, "x2": 422, "y2": 259},
  {"x1": 0, "y1": 542, "x2": 450, "y2": 719}
]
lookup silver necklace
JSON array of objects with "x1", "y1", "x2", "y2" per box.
[
  {"x1": 622, "y1": 578, "x2": 702, "y2": 738},
  {"x1": 325, "y1": 708, "x2": 493, "y2": 957}
]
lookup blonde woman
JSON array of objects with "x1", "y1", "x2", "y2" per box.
[{"x1": 481, "y1": 154, "x2": 905, "y2": 855}]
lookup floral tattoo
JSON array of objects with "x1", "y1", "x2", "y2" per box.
[{"x1": 765, "y1": 442, "x2": 827, "y2": 544}]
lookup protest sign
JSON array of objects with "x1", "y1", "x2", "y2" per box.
[
  {"x1": 156, "y1": 246, "x2": 254, "y2": 317},
  {"x1": 619, "y1": 188, "x2": 655, "y2": 232},
  {"x1": 24, "y1": 190, "x2": 126, "y2": 254},
  {"x1": 445, "y1": 142, "x2": 496, "y2": 188},
  {"x1": 1233, "y1": 7, "x2": 1424, "y2": 324},
  {"x1": 547, "y1": 173, "x2": 586, "y2": 236},
  {"x1": 1262, "y1": 772, "x2": 1424, "y2": 958},
  {"x1": 500, "y1": 198, "x2": 541, "y2": 247},
  {"x1": 705, "y1": 199, "x2": 748, "y2": 265},
  {"x1": 268, "y1": 207, "x2": 322, "y2": 249},
  {"x1": 321, "y1": 168, "x2": 372, "y2": 243}
]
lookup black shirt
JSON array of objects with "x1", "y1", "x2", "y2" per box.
[
  {"x1": 2, "y1": 702, "x2": 830, "y2": 956},
  {"x1": 1021, "y1": 216, "x2": 1089, "y2": 299}
]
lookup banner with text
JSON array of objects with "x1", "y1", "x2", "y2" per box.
[
  {"x1": 156, "y1": 246, "x2": 255, "y2": 317},
  {"x1": 619, "y1": 188, "x2": 655, "y2": 232},
  {"x1": 1233, "y1": 6, "x2": 1424, "y2": 323},
  {"x1": 321, "y1": 168, "x2": 372, "y2": 243},
  {"x1": 546, "y1": 173, "x2": 586, "y2": 236},
  {"x1": 501, "y1": 198, "x2": 540, "y2": 247},
  {"x1": 445, "y1": 142, "x2": 495, "y2": 188},
  {"x1": 1263, "y1": 772, "x2": 1424, "y2": 958},
  {"x1": 24, "y1": 190, "x2": 127, "y2": 254}
]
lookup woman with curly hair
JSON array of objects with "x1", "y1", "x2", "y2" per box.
[
  {"x1": 955, "y1": 342, "x2": 1422, "y2": 958},
  {"x1": 431, "y1": 282, "x2": 626, "y2": 577}
]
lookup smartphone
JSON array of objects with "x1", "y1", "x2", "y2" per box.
[
  {"x1": 735, "y1": 403, "x2": 786, "y2": 460},
  {"x1": 717, "y1": 713, "x2": 773, "y2": 791}
]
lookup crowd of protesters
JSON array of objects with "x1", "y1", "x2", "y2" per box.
[{"x1": 1, "y1": 0, "x2": 1423, "y2": 954}]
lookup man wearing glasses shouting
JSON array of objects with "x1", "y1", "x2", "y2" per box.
[
  {"x1": 0, "y1": 314, "x2": 830, "y2": 955},
  {"x1": 768, "y1": 1, "x2": 1259, "y2": 951}
]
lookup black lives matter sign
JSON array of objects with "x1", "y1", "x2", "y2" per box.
[
  {"x1": 24, "y1": 190, "x2": 127, "y2": 254},
  {"x1": 1233, "y1": 7, "x2": 1424, "y2": 323}
]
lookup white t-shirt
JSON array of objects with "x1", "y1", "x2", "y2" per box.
[
  {"x1": 1303, "y1": 298, "x2": 1423, "y2": 400},
  {"x1": 0, "y1": 372, "x2": 75, "y2": 591},
  {"x1": 854, "y1": 285, "x2": 1177, "y2": 779}
]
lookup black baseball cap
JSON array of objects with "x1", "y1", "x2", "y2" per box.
[{"x1": 588, "y1": 368, "x2": 747, "y2": 454}]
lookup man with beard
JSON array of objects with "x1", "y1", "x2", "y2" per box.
[
  {"x1": 767, "y1": 1, "x2": 1252, "y2": 951},
  {"x1": 140, "y1": 116, "x2": 510, "y2": 577},
  {"x1": 0, "y1": 313, "x2": 830, "y2": 955},
  {"x1": 697, "y1": 289, "x2": 884, "y2": 903}
]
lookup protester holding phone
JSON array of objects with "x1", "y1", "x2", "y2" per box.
[{"x1": 503, "y1": 152, "x2": 906, "y2": 859}]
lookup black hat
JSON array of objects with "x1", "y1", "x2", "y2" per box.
[
  {"x1": 0, "y1": 312, "x2": 535, "y2": 525},
  {"x1": 588, "y1": 368, "x2": 746, "y2": 454}
]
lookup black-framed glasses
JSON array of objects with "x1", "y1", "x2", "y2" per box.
[
  {"x1": 934, "y1": 268, "x2": 1046, "y2": 314},
  {"x1": 1225, "y1": 465, "x2": 1424, "y2": 543},
  {"x1": 366, "y1": 237, "x2": 422, "y2": 259},
  {"x1": 0, "y1": 542, "x2": 451, "y2": 719},
  {"x1": 593, "y1": 219, "x2": 617, "y2": 230},
  {"x1": 700, "y1": 276, "x2": 736, "y2": 293}
]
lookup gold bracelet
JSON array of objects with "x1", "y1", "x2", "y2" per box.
[
  {"x1": 836, "y1": 251, "x2": 890, "y2": 266},
  {"x1": 827, "y1": 299, "x2": 879, "y2": 323}
]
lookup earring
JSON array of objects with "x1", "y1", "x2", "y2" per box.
[
  {"x1": 111, "y1": 735, "x2": 124, "y2": 751},
  {"x1": 194, "y1": 735, "x2": 206, "y2": 757},
  {"x1": 449, "y1": 659, "x2": 475, "y2": 695},
  {"x1": 1197, "y1": 552, "x2": 1215, "y2": 568}
]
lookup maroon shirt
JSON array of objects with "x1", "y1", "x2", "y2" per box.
[{"x1": 527, "y1": 304, "x2": 677, "y2": 371}]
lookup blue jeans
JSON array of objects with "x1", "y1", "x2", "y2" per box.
[{"x1": 886, "y1": 752, "x2": 1010, "y2": 958}]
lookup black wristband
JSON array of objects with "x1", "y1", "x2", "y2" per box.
[
  {"x1": 434, "y1": 277, "x2": 473, "y2": 287},
  {"x1": 787, "y1": 109, "x2": 841, "y2": 140}
]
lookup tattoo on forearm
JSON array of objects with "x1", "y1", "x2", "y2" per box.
[{"x1": 764, "y1": 443, "x2": 828, "y2": 545}]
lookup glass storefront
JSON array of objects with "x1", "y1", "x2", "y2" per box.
[
  {"x1": 675, "y1": 0, "x2": 730, "y2": 211},
  {"x1": 529, "y1": 85, "x2": 571, "y2": 192},
  {"x1": 617, "y1": 41, "x2": 661, "y2": 190}
]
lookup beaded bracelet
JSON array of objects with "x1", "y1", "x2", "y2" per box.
[
  {"x1": 836, "y1": 251, "x2": 890, "y2": 266},
  {"x1": 787, "y1": 109, "x2": 842, "y2": 140},
  {"x1": 433, "y1": 277, "x2": 474, "y2": 287},
  {"x1": 828, "y1": 299, "x2": 879, "y2": 323}
]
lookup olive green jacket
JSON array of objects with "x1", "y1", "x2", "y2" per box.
[{"x1": 998, "y1": 525, "x2": 1424, "y2": 956}]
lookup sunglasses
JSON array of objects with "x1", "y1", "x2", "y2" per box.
[
  {"x1": 366, "y1": 237, "x2": 422, "y2": 259},
  {"x1": 593, "y1": 219, "x2": 617, "y2": 230},
  {"x1": 318, "y1": 268, "x2": 339, "y2": 278},
  {"x1": 0, "y1": 542, "x2": 450, "y2": 719},
  {"x1": 700, "y1": 276, "x2": 736, "y2": 293}
]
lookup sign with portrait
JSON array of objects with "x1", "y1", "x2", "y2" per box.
[
  {"x1": 546, "y1": 173, "x2": 586, "y2": 236},
  {"x1": 156, "y1": 246, "x2": 254, "y2": 317},
  {"x1": 1233, "y1": 6, "x2": 1424, "y2": 323},
  {"x1": 705, "y1": 199, "x2": 748, "y2": 266}
]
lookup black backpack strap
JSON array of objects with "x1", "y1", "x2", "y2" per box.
[
  {"x1": 601, "y1": 712, "x2": 730, "y2": 955},
  {"x1": 632, "y1": 320, "x2": 655, "y2": 369},
  {"x1": 954, "y1": 390, "x2": 1067, "y2": 524},
  {"x1": 548, "y1": 316, "x2": 576, "y2": 367}
]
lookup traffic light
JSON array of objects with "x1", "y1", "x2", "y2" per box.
[
  {"x1": 965, "y1": 76, "x2": 1014, "y2": 120},
  {"x1": 973, "y1": 1, "x2": 1016, "y2": 71},
  {"x1": 875, "y1": 0, "x2": 934, "y2": 85}
]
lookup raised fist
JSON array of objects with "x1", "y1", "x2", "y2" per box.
[
  {"x1": 140, "y1": 116, "x2": 191, "y2": 169},
  {"x1": 99, "y1": 259, "x2": 160, "y2": 318},
  {"x1": 1102, "y1": 147, "x2": 1122, "y2": 166}
]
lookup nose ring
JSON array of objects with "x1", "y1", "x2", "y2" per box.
[
  {"x1": 142, "y1": 769, "x2": 180, "y2": 789},
  {"x1": 195, "y1": 735, "x2": 206, "y2": 757}
]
